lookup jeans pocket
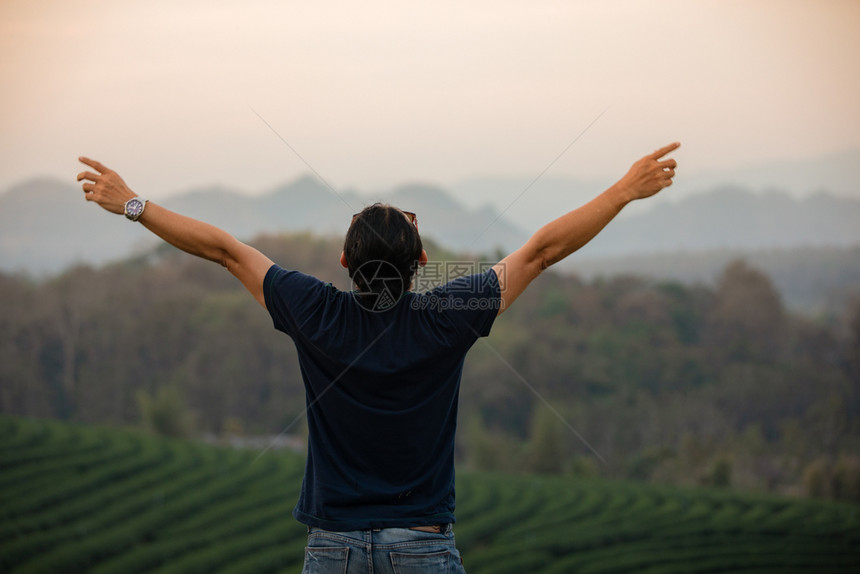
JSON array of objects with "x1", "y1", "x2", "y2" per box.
[
  {"x1": 303, "y1": 546, "x2": 350, "y2": 574},
  {"x1": 390, "y1": 549, "x2": 453, "y2": 574}
]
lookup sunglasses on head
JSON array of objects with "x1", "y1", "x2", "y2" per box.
[{"x1": 352, "y1": 210, "x2": 418, "y2": 228}]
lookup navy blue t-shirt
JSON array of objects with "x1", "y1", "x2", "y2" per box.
[{"x1": 264, "y1": 264, "x2": 500, "y2": 531}]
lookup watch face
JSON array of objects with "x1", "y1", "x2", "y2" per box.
[{"x1": 126, "y1": 199, "x2": 144, "y2": 218}]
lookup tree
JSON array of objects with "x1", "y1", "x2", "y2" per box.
[
  {"x1": 528, "y1": 404, "x2": 566, "y2": 474},
  {"x1": 707, "y1": 260, "x2": 786, "y2": 362},
  {"x1": 137, "y1": 385, "x2": 195, "y2": 438}
]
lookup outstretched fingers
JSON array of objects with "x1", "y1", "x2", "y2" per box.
[
  {"x1": 654, "y1": 147, "x2": 679, "y2": 187},
  {"x1": 77, "y1": 158, "x2": 111, "y2": 200},
  {"x1": 78, "y1": 156, "x2": 109, "y2": 173},
  {"x1": 77, "y1": 170, "x2": 100, "y2": 183},
  {"x1": 650, "y1": 142, "x2": 681, "y2": 160},
  {"x1": 76, "y1": 159, "x2": 109, "y2": 202}
]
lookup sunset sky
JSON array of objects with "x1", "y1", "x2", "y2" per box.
[{"x1": 1, "y1": 0, "x2": 858, "y2": 200}]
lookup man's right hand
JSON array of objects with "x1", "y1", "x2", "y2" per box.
[{"x1": 492, "y1": 142, "x2": 680, "y2": 315}]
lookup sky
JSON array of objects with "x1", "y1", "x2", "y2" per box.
[{"x1": 1, "y1": 0, "x2": 859, "y2": 201}]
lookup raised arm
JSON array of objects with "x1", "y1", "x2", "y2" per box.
[
  {"x1": 492, "y1": 142, "x2": 679, "y2": 314},
  {"x1": 76, "y1": 157, "x2": 274, "y2": 308}
]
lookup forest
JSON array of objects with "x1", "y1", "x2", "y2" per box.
[{"x1": 1, "y1": 232, "x2": 858, "y2": 501}]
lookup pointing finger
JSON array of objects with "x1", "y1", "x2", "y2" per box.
[
  {"x1": 650, "y1": 142, "x2": 680, "y2": 160},
  {"x1": 79, "y1": 156, "x2": 108, "y2": 173}
]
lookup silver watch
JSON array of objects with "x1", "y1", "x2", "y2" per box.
[{"x1": 124, "y1": 197, "x2": 148, "y2": 221}]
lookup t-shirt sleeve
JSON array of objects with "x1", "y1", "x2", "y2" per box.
[
  {"x1": 263, "y1": 264, "x2": 332, "y2": 337},
  {"x1": 430, "y1": 267, "x2": 501, "y2": 340}
]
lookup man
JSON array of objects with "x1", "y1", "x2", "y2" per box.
[{"x1": 77, "y1": 142, "x2": 678, "y2": 573}]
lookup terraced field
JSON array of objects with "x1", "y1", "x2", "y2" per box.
[{"x1": 1, "y1": 415, "x2": 858, "y2": 573}]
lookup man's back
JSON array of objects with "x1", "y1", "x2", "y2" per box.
[{"x1": 264, "y1": 265, "x2": 500, "y2": 530}]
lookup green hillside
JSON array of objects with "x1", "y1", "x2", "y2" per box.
[
  {"x1": 4, "y1": 236, "x2": 859, "y2": 498},
  {"x1": 1, "y1": 416, "x2": 858, "y2": 573}
]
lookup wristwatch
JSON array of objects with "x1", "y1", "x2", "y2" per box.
[{"x1": 124, "y1": 197, "x2": 148, "y2": 221}]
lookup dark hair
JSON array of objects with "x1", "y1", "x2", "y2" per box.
[{"x1": 344, "y1": 203, "x2": 423, "y2": 302}]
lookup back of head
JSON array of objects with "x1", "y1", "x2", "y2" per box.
[{"x1": 344, "y1": 203, "x2": 423, "y2": 306}]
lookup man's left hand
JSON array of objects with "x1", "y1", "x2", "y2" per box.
[{"x1": 76, "y1": 157, "x2": 137, "y2": 215}]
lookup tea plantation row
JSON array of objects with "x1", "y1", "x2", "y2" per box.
[{"x1": 1, "y1": 415, "x2": 858, "y2": 573}]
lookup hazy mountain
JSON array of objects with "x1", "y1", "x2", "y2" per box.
[
  {"x1": 567, "y1": 246, "x2": 860, "y2": 315},
  {"x1": 2, "y1": 172, "x2": 860, "y2": 278},
  {"x1": 574, "y1": 186, "x2": 860, "y2": 259},
  {"x1": 0, "y1": 178, "x2": 155, "y2": 275},
  {"x1": 678, "y1": 147, "x2": 860, "y2": 198},
  {"x1": 448, "y1": 174, "x2": 604, "y2": 232},
  {"x1": 450, "y1": 147, "x2": 860, "y2": 231},
  {"x1": 0, "y1": 176, "x2": 527, "y2": 275}
]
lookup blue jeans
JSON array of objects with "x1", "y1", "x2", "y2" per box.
[{"x1": 302, "y1": 524, "x2": 467, "y2": 574}]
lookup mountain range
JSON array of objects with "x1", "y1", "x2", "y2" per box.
[
  {"x1": 0, "y1": 176, "x2": 526, "y2": 276},
  {"x1": 1, "y1": 174, "x2": 859, "y2": 279}
]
